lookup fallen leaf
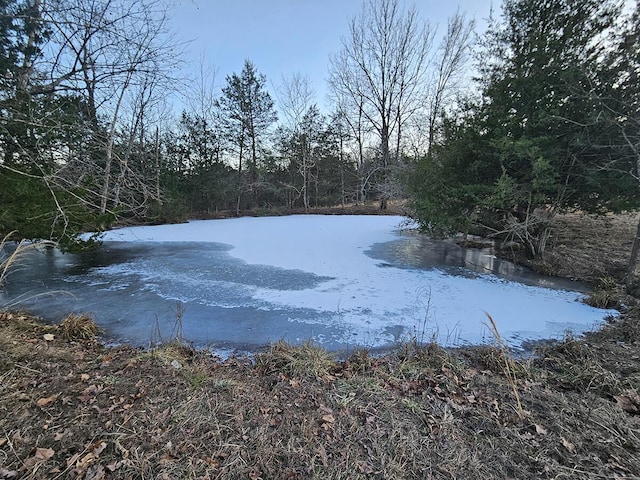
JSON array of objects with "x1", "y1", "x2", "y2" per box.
[
  {"x1": 0, "y1": 467, "x2": 17, "y2": 478},
  {"x1": 23, "y1": 447, "x2": 55, "y2": 469},
  {"x1": 318, "y1": 405, "x2": 333, "y2": 415},
  {"x1": 130, "y1": 387, "x2": 146, "y2": 400},
  {"x1": 358, "y1": 461, "x2": 375, "y2": 474},
  {"x1": 43, "y1": 333, "x2": 55, "y2": 341},
  {"x1": 561, "y1": 437, "x2": 576, "y2": 453},
  {"x1": 321, "y1": 414, "x2": 335, "y2": 423},
  {"x1": 81, "y1": 373, "x2": 90, "y2": 381},
  {"x1": 248, "y1": 467, "x2": 262, "y2": 479},
  {"x1": 37, "y1": 394, "x2": 59, "y2": 407},
  {"x1": 202, "y1": 457, "x2": 220, "y2": 468},
  {"x1": 83, "y1": 464, "x2": 105, "y2": 480},
  {"x1": 105, "y1": 461, "x2": 122, "y2": 472},
  {"x1": 89, "y1": 440, "x2": 107, "y2": 457},
  {"x1": 66, "y1": 453, "x2": 81, "y2": 467},
  {"x1": 78, "y1": 384, "x2": 103, "y2": 403},
  {"x1": 76, "y1": 452, "x2": 96, "y2": 470},
  {"x1": 534, "y1": 424, "x2": 547, "y2": 435}
]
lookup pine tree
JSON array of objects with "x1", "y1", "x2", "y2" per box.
[{"x1": 217, "y1": 60, "x2": 277, "y2": 213}]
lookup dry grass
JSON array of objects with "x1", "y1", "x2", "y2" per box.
[
  {"x1": 59, "y1": 313, "x2": 101, "y2": 340},
  {"x1": 0, "y1": 233, "x2": 29, "y2": 291},
  {"x1": 255, "y1": 339, "x2": 337, "y2": 379},
  {"x1": 483, "y1": 313, "x2": 525, "y2": 419},
  {"x1": 584, "y1": 276, "x2": 625, "y2": 309},
  {"x1": 1, "y1": 234, "x2": 57, "y2": 310},
  {"x1": 1, "y1": 313, "x2": 639, "y2": 479},
  {"x1": 1, "y1": 311, "x2": 640, "y2": 479},
  {"x1": 530, "y1": 212, "x2": 639, "y2": 283}
]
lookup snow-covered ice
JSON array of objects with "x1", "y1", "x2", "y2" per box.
[{"x1": 95, "y1": 214, "x2": 614, "y2": 350}]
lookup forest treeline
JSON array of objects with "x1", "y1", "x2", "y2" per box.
[{"x1": 1, "y1": 0, "x2": 639, "y2": 282}]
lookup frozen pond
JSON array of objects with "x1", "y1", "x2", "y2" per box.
[{"x1": 1, "y1": 215, "x2": 614, "y2": 354}]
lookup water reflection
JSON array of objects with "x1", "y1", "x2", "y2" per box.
[{"x1": 367, "y1": 231, "x2": 589, "y2": 292}]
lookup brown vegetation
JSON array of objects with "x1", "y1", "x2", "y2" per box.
[
  {"x1": 508, "y1": 212, "x2": 639, "y2": 285},
  {"x1": 0, "y1": 310, "x2": 639, "y2": 479}
]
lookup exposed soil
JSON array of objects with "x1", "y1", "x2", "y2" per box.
[{"x1": 1, "y1": 212, "x2": 640, "y2": 479}]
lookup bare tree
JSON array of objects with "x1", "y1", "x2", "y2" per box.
[
  {"x1": 329, "y1": 0, "x2": 434, "y2": 208},
  {"x1": 277, "y1": 73, "x2": 315, "y2": 128},
  {"x1": 425, "y1": 11, "x2": 475, "y2": 154},
  {"x1": 277, "y1": 73, "x2": 316, "y2": 210},
  {"x1": 51, "y1": 0, "x2": 181, "y2": 215},
  {"x1": 2, "y1": 0, "x2": 182, "y2": 227}
]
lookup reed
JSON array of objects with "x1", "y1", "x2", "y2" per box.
[
  {"x1": 483, "y1": 312, "x2": 525, "y2": 419},
  {"x1": 1, "y1": 233, "x2": 57, "y2": 309},
  {"x1": 0, "y1": 232, "x2": 24, "y2": 289},
  {"x1": 60, "y1": 312, "x2": 100, "y2": 340}
]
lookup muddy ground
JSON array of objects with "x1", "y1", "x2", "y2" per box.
[{"x1": 1, "y1": 212, "x2": 640, "y2": 479}]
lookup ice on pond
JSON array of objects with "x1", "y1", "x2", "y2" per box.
[{"x1": 2, "y1": 215, "x2": 615, "y2": 353}]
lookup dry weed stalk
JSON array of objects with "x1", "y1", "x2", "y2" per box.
[
  {"x1": 0, "y1": 232, "x2": 26, "y2": 289},
  {"x1": 483, "y1": 312, "x2": 525, "y2": 419},
  {"x1": 1, "y1": 233, "x2": 57, "y2": 309}
]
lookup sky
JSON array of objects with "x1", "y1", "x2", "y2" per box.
[{"x1": 169, "y1": 0, "x2": 497, "y2": 112}]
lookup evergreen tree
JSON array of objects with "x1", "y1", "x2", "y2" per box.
[
  {"x1": 409, "y1": 0, "x2": 631, "y2": 258},
  {"x1": 217, "y1": 60, "x2": 277, "y2": 213}
]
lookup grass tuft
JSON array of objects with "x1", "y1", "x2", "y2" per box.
[
  {"x1": 345, "y1": 347, "x2": 375, "y2": 373},
  {"x1": 60, "y1": 313, "x2": 101, "y2": 340},
  {"x1": 585, "y1": 276, "x2": 624, "y2": 309},
  {"x1": 148, "y1": 341, "x2": 196, "y2": 365},
  {"x1": 255, "y1": 340, "x2": 337, "y2": 379},
  {"x1": 538, "y1": 333, "x2": 623, "y2": 394}
]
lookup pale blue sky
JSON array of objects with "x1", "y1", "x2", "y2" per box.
[{"x1": 170, "y1": 0, "x2": 496, "y2": 109}]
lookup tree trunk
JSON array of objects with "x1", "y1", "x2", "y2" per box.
[
  {"x1": 302, "y1": 133, "x2": 308, "y2": 212},
  {"x1": 236, "y1": 135, "x2": 244, "y2": 217},
  {"x1": 625, "y1": 215, "x2": 640, "y2": 293},
  {"x1": 340, "y1": 135, "x2": 345, "y2": 209},
  {"x1": 100, "y1": 71, "x2": 132, "y2": 215},
  {"x1": 154, "y1": 126, "x2": 161, "y2": 201}
]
